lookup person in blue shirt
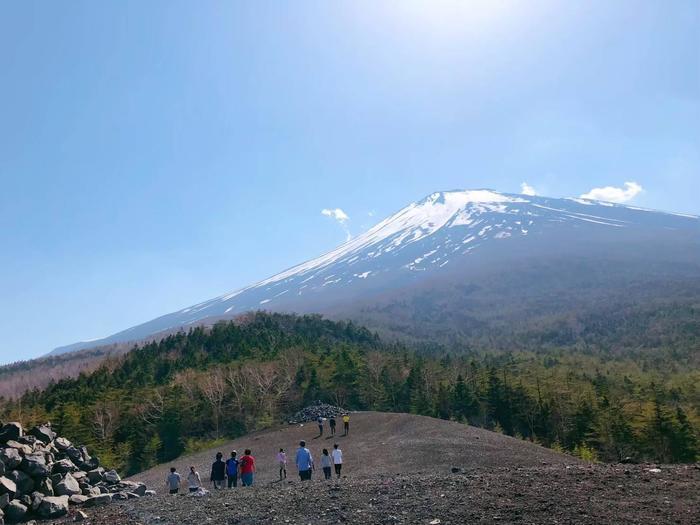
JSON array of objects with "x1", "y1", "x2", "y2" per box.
[
  {"x1": 225, "y1": 450, "x2": 239, "y2": 488},
  {"x1": 295, "y1": 440, "x2": 314, "y2": 481}
]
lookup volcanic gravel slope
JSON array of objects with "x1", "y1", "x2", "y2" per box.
[{"x1": 46, "y1": 412, "x2": 699, "y2": 524}]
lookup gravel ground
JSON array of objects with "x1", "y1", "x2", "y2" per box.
[{"x1": 52, "y1": 464, "x2": 698, "y2": 525}]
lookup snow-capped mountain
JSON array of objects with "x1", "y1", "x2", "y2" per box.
[{"x1": 51, "y1": 189, "x2": 700, "y2": 355}]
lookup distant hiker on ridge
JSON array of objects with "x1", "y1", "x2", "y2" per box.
[
  {"x1": 321, "y1": 448, "x2": 332, "y2": 480},
  {"x1": 296, "y1": 440, "x2": 314, "y2": 481},
  {"x1": 329, "y1": 416, "x2": 337, "y2": 436},
  {"x1": 343, "y1": 413, "x2": 350, "y2": 436},
  {"x1": 317, "y1": 415, "x2": 324, "y2": 437},
  {"x1": 226, "y1": 450, "x2": 239, "y2": 488},
  {"x1": 167, "y1": 467, "x2": 182, "y2": 494},
  {"x1": 239, "y1": 449, "x2": 256, "y2": 486},
  {"x1": 187, "y1": 465, "x2": 202, "y2": 493},
  {"x1": 210, "y1": 452, "x2": 226, "y2": 489},
  {"x1": 332, "y1": 443, "x2": 343, "y2": 478},
  {"x1": 277, "y1": 448, "x2": 288, "y2": 480}
]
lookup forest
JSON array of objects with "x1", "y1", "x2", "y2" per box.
[{"x1": 2, "y1": 312, "x2": 697, "y2": 475}]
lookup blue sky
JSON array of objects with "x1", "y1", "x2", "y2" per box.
[{"x1": 1, "y1": 0, "x2": 698, "y2": 361}]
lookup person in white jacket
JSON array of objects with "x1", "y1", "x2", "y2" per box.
[
  {"x1": 331, "y1": 443, "x2": 343, "y2": 478},
  {"x1": 187, "y1": 465, "x2": 202, "y2": 493}
]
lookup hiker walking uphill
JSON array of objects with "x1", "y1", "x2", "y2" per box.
[
  {"x1": 226, "y1": 451, "x2": 239, "y2": 488},
  {"x1": 296, "y1": 440, "x2": 314, "y2": 480},
  {"x1": 329, "y1": 416, "x2": 337, "y2": 436},
  {"x1": 277, "y1": 448, "x2": 288, "y2": 480},
  {"x1": 343, "y1": 413, "x2": 350, "y2": 436},
  {"x1": 187, "y1": 465, "x2": 202, "y2": 493},
  {"x1": 210, "y1": 452, "x2": 226, "y2": 489},
  {"x1": 166, "y1": 467, "x2": 182, "y2": 494},
  {"x1": 321, "y1": 448, "x2": 333, "y2": 480},
  {"x1": 317, "y1": 415, "x2": 324, "y2": 437},
  {"x1": 239, "y1": 449, "x2": 256, "y2": 486},
  {"x1": 332, "y1": 443, "x2": 343, "y2": 478}
]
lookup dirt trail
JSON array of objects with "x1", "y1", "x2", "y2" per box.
[{"x1": 131, "y1": 411, "x2": 575, "y2": 487}]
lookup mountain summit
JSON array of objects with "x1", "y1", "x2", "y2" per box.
[{"x1": 51, "y1": 190, "x2": 700, "y2": 355}]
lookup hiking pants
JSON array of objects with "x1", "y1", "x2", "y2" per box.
[{"x1": 227, "y1": 475, "x2": 237, "y2": 488}]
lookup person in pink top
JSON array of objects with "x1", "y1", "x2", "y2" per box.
[{"x1": 277, "y1": 448, "x2": 287, "y2": 480}]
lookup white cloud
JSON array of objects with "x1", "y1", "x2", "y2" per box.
[
  {"x1": 321, "y1": 208, "x2": 351, "y2": 240},
  {"x1": 580, "y1": 181, "x2": 643, "y2": 203},
  {"x1": 321, "y1": 208, "x2": 349, "y2": 222},
  {"x1": 520, "y1": 182, "x2": 537, "y2": 196}
]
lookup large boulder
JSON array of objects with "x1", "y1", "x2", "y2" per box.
[
  {"x1": 86, "y1": 467, "x2": 104, "y2": 484},
  {"x1": 55, "y1": 473, "x2": 81, "y2": 497},
  {"x1": 28, "y1": 425, "x2": 56, "y2": 445},
  {"x1": 0, "y1": 423, "x2": 22, "y2": 444},
  {"x1": 53, "y1": 437, "x2": 72, "y2": 451},
  {"x1": 69, "y1": 494, "x2": 88, "y2": 505},
  {"x1": 4, "y1": 441, "x2": 32, "y2": 456},
  {"x1": 7, "y1": 470, "x2": 33, "y2": 496},
  {"x1": 0, "y1": 477, "x2": 16, "y2": 498},
  {"x1": 0, "y1": 492, "x2": 10, "y2": 508},
  {"x1": 36, "y1": 477, "x2": 53, "y2": 497},
  {"x1": 0, "y1": 449, "x2": 21, "y2": 470},
  {"x1": 5, "y1": 499, "x2": 28, "y2": 522},
  {"x1": 36, "y1": 495, "x2": 69, "y2": 519},
  {"x1": 20, "y1": 453, "x2": 50, "y2": 479}
]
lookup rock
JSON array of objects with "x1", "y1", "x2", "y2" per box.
[
  {"x1": 7, "y1": 470, "x2": 34, "y2": 496},
  {"x1": 52, "y1": 458, "x2": 77, "y2": 474},
  {"x1": 53, "y1": 437, "x2": 72, "y2": 451},
  {"x1": 28, "y1": 426, "x2": 56, "y2": 445},
  {"x1": 55, "y1": 473, "x2": 81, "y2": 496},
  {"x1": 0, "y1": 423, "x2": 22, "y2": 444},
  {"x1": 30, "y1": 491, "x2": 44, "y2": 511},
  {"x1": 4, "y1": 500, "x2": 27, "y2": 522},
  {"x1": 65, "y1": 447, "x2": 83, "y2": 464},
  {"x1": 82, "y1": 487, "x2": 101, "y2": 497},
  {"x1": 132, "y1": 483, "x2": 147, "y2": 497},
  {"x1": 20, "y1": 453, "x2": 50, "y2": 478},
  {"x1": 87, "y1": 468, "x2": 104, "y2": 484},
  {"x1": 289, "y1": 402, "x2": 347, "y2": 424},
  {"x1": 4, "y1": 441, "x2": 32, "y2": 456},
  {"x1": 0, "y1": 459, "x2": 4, "y2": 478},
  {"x1": 144, "y1": 489, "x2": 156, "y2": 496},
  {"x1": 111, "y1": 492, "x2": 129, "y2": 501},
  {"x1": 103, "y1": 470, "x2": 121, "y2": 484},
  {"x1": 74, "y1": 509, "x2": 89, "y2": 521},
  {"x1": 69, "y1": 494, "x2": 88, "y2": 505},
  {"x1": 36, "y1": 478, "x2": 53, "y2": 497},
  {"x1": 36, "y1": 495, "x2": 69, "y2": 519},
  {"x1": 0, "y1": 493, "x2": 9, "y2": 508},
  {"x1": 0, "y1": 450, "x2": 21, "y2": 470},
  {"x1": 84, "y1": 493, "x2": 112, "y2": 507},
  {"x1": 126, "y1": 492, "x2": 140, "y2": 499}
]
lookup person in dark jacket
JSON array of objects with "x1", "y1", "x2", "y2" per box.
[
  {"x1": 329, "y1": 416, "x2": 337, "y2": 436},
  {"x1": 210, "y1": 452, "x2": 226, "y2": 489},
  {"x1": 225, "y1": 450, "x2": 239, "y2": 488}
]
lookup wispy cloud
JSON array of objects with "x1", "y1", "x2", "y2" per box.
[
  {"x1": 580, "y1": 181, "x2": 643, "y2": 203},
  {"x1": 520, "y1": 182, "x2": 537, "y2": 196},
  {"x1": 321, "y1": 208, "x2": 351, "y2": 240}
]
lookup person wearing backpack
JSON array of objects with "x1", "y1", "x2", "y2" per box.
[
  {"x1": 210, "y1": 452, "x2": 226, "y2": 489},
  {"x1": 226, "y1": 450, "x2": 239, "y2": 488},
  {"x1": 239, "y1": 449, "x2": 256, "y2": 486}
]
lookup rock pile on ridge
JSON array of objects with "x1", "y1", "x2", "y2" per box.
[
  {"x1": 0, "y1": 421, "x2": 153, "y2": 523},
  {"x1": 288, "y1": 402, "x2": 347, "y2": 424}
]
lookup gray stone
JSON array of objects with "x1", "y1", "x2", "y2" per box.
[
  {"x1": 84, "y1": 493, "x2": 112, "y2": 507},
  {"x1": 4, "y1": 441, "x2": 32, "y2": 455},
  {"x1": 69, "y1": 494, "x2": 88, "y2": 505},
  {"x1": 28, "y1": 425, "x2": 56, "y2": 445},
  {"x1": 111, "y1": 492, "x2": 128, "y2": 500},
  {"x1": 74, "y1": 509, "x2": 89, "y2": 521},
  {"x1": 82, "y1": 487, "x2": 101, "y2": 497},
  {"x1": 0, "y1": 423, "x2": 22, "y2": 444},
  {"x1": 7, "y1": 470, "x2": 33, "y2": 496},
  {"x1": 145, "y1": 489, "x2": 156, "y2": 496},
  {"x1": 0, "y1": 477, "x2": 16, "y2": 499},
  {"x1": 30, "y1": 491, "x2": 44, "y2": 511},
  {"x1": 37, "y1": 478, "x2": 53, "y2": 497},
  {"x1": 86, "y1": 467, "x2": 104, "y2": 484},
  {"x1": 5, "y1": 500, "x2": 27, "y2": 522},
  {"x1": 36, "y1": 495, "x2": 69, "y2": 519},
  {"x1": 20, "y1": 453, "x2": 50, "y2": 478},
  {"x1": 0, "y1": 450, "x2": 20, "y2": 470},
  {"x1": 132, "y1": 483, "x2": 147, "y2": 497},
  {"x1": 53, "y1": 437, "x2": 72, "y2": 451},
  {"x1": 51, "y1": 458, "x2": 76, "y2": 474},
  {"x1": 103, "y1": 470, "x2": 120, "y2": 484},
  {"x1": 55, "y1": 473, "x2": 81, "y2": 496},
  {"x1": 0, "y1": 459, "x2": 4, "y2": 477},
  {"x1": 0, "y1": 492, "x2": 9, "y2": 508}
]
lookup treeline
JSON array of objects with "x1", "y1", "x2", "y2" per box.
[{"x1": 1, "y1": 313, "x2": 697, "y2": 474}]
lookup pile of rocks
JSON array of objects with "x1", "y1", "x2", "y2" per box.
[
  {"x1": 288, "y1": 402, "x2": 347, "y2": 424},
  {"x1": 0, "y1": 422, "x2": 153, "y2": 523}
]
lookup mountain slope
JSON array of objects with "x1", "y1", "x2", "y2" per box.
[{"x1": 51, "y1": 189, "x2": 700, "y2": 355}]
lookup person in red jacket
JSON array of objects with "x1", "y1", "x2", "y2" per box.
[{"x1": 239, "y1": 449, "x2": 256, "y2": 486}]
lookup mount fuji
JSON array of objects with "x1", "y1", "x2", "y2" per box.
[{"x1": 51, "y1": 189, "x2": 700, "y2": 355}]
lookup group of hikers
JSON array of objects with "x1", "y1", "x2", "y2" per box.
[{"x1": 166, "y1": 414, "x2": 350, "y2": 494}]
